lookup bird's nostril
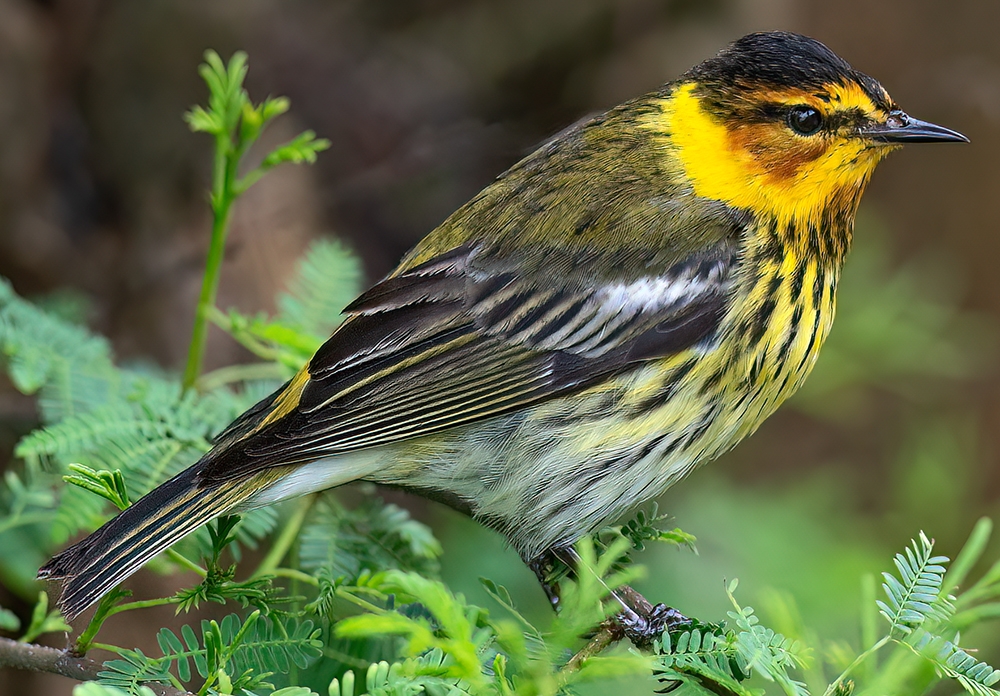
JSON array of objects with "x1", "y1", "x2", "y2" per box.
[{"x1": 887, "y1": 111, "x2": 909, "y2": 129}]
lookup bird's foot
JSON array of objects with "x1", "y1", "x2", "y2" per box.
[
  {"x1": 529, "y1": 548, "x2": 692, "y2": 649},
  {"x1": 611, "y1": 585, "x2": 691, "y2": 649},
  {"x1": 614, "y1": 603, "x2": 691, "y2": 648}
]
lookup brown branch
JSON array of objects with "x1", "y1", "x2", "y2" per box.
[
  {"x1": 564, "y1": 621, "x2": 621, "y2": 672},
  {"x1": 0, "y1": 637, "x2": 192, "y2": 695}
]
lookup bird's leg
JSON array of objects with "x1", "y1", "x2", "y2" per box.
[
  {"x1": 539, "y1": 547, "x2": 691, "y2": 649},
  {"x1": 528, "y1": 548, "x2": 563, "y2": 612}
]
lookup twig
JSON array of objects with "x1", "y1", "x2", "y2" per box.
[
  {"x1": 0, "y1": 637, "x2": 192, "y2": 696},
  {"x1": 564, "y1": 621, "x2": 621, "y2": 672},
  {"x1": 562, "y1": 584, "x2": 661, "y2": 672}
]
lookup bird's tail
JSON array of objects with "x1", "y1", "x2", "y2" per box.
[{"x1": 37, "y1": 465, "x2": 268, "y2": 620}]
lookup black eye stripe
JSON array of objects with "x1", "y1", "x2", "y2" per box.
[{"x1": 787, "y1": 105, "x2": 823, "y2": 135}]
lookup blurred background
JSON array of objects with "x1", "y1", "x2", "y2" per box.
[{"x1": 1, "y1": 0, "x2": 999, "y2": 694}]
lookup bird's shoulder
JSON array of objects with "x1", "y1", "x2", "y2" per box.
[{"x1": 399, "y1": 90, "x2": 748, "y2": 281}]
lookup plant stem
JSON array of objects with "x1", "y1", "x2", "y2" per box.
[
  {"x1": 167, "y1": 549, "x2": 207, "y2": 577},
  {"x1": 823, "y1": 635, "x2": 890, "y2": 696},
  {"x1": 196, "y1": 362, "x2": 288, "y2": 392},
  {"x1": 252, "y1": 494, "x2": 316, "y2": 579},
  {"x1": 107, "y1": 597, "x2": 178, "y2": 616},
  {"x1": 270, "y1": 567, "x2": 319, "y2": 586},
  {"x1": 182, "y1": 132, "x2": 238, "y2": 391},
  {"x1": 335, "y1": 588, "x2": 388, "y2": 615},
  {"x1": 203, "y1": 306, "x2": 283, "y2": 362}
]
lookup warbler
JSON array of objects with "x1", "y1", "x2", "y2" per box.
[{"x1": 40, "y1": 31, "x2": 966, "y2": 626}]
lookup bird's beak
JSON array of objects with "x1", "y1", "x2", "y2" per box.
[{"x1": 863, "y1": 110, "x2": 969, "y2": 144}]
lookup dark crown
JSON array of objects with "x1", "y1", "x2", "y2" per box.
[{"x1": 685, "y1": 31, "x2": 890, "y2": 109}]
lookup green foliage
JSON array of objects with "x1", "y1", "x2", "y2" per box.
[
  {"x1": 207, "y1": 237, "x2": 363, "y2": 372},
  {"x1": 622, "y1": 515, "x2": 697, "y2": 553},
  {"x1": 0, "y1": 277, "x2": 118, "y2": 421},
  {"x1": 876, "y1": 532, "x2": 953, "y2": 636},
  {"x1": 73, "y1": 684, "x2": 155, "y2": 696},
  {"x1": 100, "y1": 611, "x2": 322, "y2": 695},
  {"x1": 173, "y1": 517, "x2": 287, "y2": 613},
  {"x1": 0, "y1": 604, "x2": 20, "y2": 632},
  {"x1": 277, "y1": 238, "x2": 363, "y2": 339},
  {"x1": 655, "y1": 626, "x2": 750, "y2": 695},
  {"x1": 181, "y1": 49, "x2": 330, "y2": 389},
  {"x1": 328, "y1": 538, "x2": 652, "y2": 696},
  {"x1": 182, "y1": 50, "x2": 329, "y2": 200},
  {"x1": 328, "y1": 652, "x2": 478, "y2": 696},
  {"x1": 62, "y1": 464, "x2": 131, "y2": 511},
  {"x1": 300, "y1": 496, "x2": 442, "y2": 583},
  {"x1": 18, "y1": 590, "x2": 71, "y2": 642}
]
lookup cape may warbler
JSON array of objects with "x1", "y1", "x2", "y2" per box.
[{"x1": 41, "y1": 31, "x2": 967, "y2": 628}]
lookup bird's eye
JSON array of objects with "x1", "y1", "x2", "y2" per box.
[{"x1": 787, "y1": 106, "x2": 823, "y2": 135}]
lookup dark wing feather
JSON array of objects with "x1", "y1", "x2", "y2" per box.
[{"x1": 198, "y1": 238, "x2": 736, "y2": 483}]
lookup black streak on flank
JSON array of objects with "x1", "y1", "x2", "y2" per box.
[
  {"x1": 774, "y1": 302, "x2": 804, "y2": 369},
  {"x1": 748, "y1": 272, "x2": 783, "y2": 347},
  {"x1": 797, "y1": 304, "x2": 824, "y2": 373},
  {"x1": 789, "y1": 260, "x2": 807, "y2": 304},
  {"x1": 630, "y1": 358, "x2": 698, "y2": 415},
  {"x1": 811, "y1": 265, "x2": 825, "y2": 307}
]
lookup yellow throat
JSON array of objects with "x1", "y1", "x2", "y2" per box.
[{"x1": 648, "y1": 82, "x2": 891, "y2": 232}]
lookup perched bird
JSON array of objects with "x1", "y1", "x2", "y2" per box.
[{"x1": 40, "y1": 32, "x2": 967, "y2": 630}]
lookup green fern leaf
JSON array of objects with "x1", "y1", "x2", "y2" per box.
[
  {"x1": 877, "y1": 532, "x2": 953, "y2": 635},
  {"x1": 299, "y1": 496, "x2": 441, "y2": 582},
  {"x1": 97, "y1": 649, "x2": 173, "y2": 695},
  {"x1": 912, "y1": 632, "x2": 1000, "y2": 696},
  {"x1": 277, "y1": 237, "x2": 363, "y2": 339},
  {"x1": 0, "y1": 278, "x2": 119, "y2": 420}
]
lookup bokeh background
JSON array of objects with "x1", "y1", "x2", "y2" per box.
[{"x1": 1, "y1": 0, "x2": 999, "y2": 694}]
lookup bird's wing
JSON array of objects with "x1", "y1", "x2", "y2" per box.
[{"x1": 199, "y1": 235, "x2": 739, "y2": 483}]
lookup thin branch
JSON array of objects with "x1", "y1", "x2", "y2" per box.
[
  {"x1": 564, "y1": 621, "x2": 620, "y2": 672},
  {"x1": 0, "y1": 637, "x2": 192, "y2": 696}
]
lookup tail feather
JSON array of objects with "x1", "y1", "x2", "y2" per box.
[{"x1": 38, "y1": 466, "x2": 266, "y2": 620}]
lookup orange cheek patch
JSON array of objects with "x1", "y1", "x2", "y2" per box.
[
  {"x1": 728, "y1": 124, "x2": 828, "y2": 184},
  {"x1": 652, "y1": 82, "x2": 884, "y2": 228}
]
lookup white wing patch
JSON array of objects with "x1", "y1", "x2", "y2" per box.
[
  {"x1": 535, "y1": 262, "x2": 727, "y2": 357},
  {"x1": 599, "y1": 270, "x2": 718, "y2": 314}
]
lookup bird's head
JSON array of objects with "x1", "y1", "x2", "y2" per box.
[{"x1": 650, "y1": 32, "x2": 967, "y2": 229}]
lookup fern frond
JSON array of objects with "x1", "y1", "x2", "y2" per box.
[
  {"x1": 277, "y1": 237, "x2": 363, "y2": 339},
  {"x1": 73, "y1": 682, "x2": 156, "y2": 696},
  {"x1": 722, "y1": 581, "x2": 810, "y2": 696},
  {"x1": 0, "y1": 278, "x2": 119, "y2": 421},
  {"x1": 335, "y1": 570, "x2": 495, "y2": 688},
  {"x1": 98, "y1": 649, "x2": 174, "y2": 695},
  {"x1": 299, "y1": 496, "x2": 441, "y2": 582},
  {"x1": 329, "y1": 652, "x2": 479, "y2": 696},
  {"x1": 877, "y1": 532, "x2": 953, "y2": 635},
  {"x1": 114, "y1": 613, "x2": 321, "y2": 692},
  {"x1": 655, "y1": 627, "x2": 751, "y2": 693},
  {"x1": 910, "y1": 632, "x2": 1000, "y2": 696}
]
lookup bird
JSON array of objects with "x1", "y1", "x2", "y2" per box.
[{"x1": 39, "y1": 31, "x2": 967, "y2": 633}]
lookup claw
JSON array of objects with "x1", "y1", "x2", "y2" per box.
[{"x1": 616, "y1": 602, "x2": 690, "y2": 648}]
